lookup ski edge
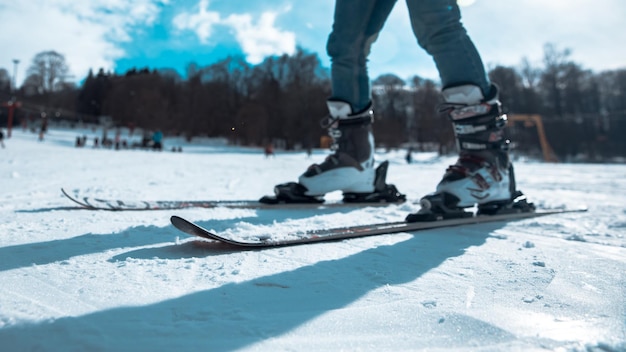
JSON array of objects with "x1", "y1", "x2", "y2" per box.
[{"x1": 170, "y1": 207, "x2": 588, "y2": 248}]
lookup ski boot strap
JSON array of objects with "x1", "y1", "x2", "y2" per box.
[
  {"x1": 322, "y1": 100, "x2": 374, "y2": 129},
  {"x1": 441, "y1": 100, "x2": 509, "y2": 152},
  {"x1": 259, "y1": 182, "x2": 324, "y2": 204},
  {"x1": 440, "y1": 84, "x2": 508, "y2": 152},
  {"x1": 343, "y1": 161, "x2": 406, "y2": 203}
]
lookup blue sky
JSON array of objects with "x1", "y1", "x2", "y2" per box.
[{"x1": 1, "y1": 0, "x2": 625, "y2": 86}]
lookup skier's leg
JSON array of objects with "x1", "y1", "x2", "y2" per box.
[
  {"x1": 298, "y1": 0, "x2": 398, "y2": 197},
  {"x1": 405, "y1": 0, "x2": 528, "y2": 220},
  {"x1": 261, "y1": 0, "x2": 405, "y2": 203},
  {"x1": 405, "y1": 0, "x2": 490, "y2": 93},
  {"x1": 327, "y1": 0, "x2": 397, "y2": 111}
]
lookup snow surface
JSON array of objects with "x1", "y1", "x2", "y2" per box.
[{"x1": 0, "y1": 127, "x2": 624, "y2": 352}]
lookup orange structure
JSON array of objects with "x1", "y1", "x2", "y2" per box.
[{"x1": 508, "y1": 114, "x2": 558, "y2": 162}]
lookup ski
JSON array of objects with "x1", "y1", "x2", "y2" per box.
[
  {"x1": 61, "y1": 188, "x2": 405, "y2": 211},
  {"x1": 170, "y1": 207, "x2": 588, "y2": 248}
]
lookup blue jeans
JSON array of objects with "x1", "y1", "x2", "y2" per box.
[{"x1": 327, "y1": 0, "x2": 491, "y2": 111}]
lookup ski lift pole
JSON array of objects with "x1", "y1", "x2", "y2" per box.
[{"x1": 2, "y1": 99, "x2": 21, "y2": 138}]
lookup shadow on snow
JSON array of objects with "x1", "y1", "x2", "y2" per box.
[
  {"x1": 0, "y1": 221, "x2": 511, "y2": 350},
  {"x1": 0, "y1": 207, "x2": 361, "y2": 271}
]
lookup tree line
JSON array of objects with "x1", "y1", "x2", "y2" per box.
[{"x1": 1, "y1": 44, "x2": 625, "y2": 161}]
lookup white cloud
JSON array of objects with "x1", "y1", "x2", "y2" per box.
[
  {"x1": 172, "y1": 0, "x2": 220, "y2": 43},
  {"x1": 0, "y1": 0, "x2": 166, "y2": 85},
  {"x1": 173, "y1": 1, "x2": 296, "y2": 64},
  {"x1": 223, "y1": 11, "x2": 296, "y2": 64}
]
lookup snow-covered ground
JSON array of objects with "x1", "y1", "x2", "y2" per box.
[{"x1": 0, "y1": 127, "x2": 624, "y2": 351}]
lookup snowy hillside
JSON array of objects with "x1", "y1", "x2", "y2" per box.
[{"x1": 0, "y1": 128, "x2": 624, "y2": 351}]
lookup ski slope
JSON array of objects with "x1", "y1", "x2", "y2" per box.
[{"x1": 0, "y1": 127, "x2": 624, "y2": 351}]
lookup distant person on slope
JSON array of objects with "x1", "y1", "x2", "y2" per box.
[
  {"x1": 263, "y1": 0, "x2": 530, "y2": 220},
  {"x1": 152, "y1": 130, "x2": 163, "y2": 151}
]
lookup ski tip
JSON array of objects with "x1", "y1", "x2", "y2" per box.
[
  {"x1": 60, "y1": 187, "x2": 91, "y2": 209},
  {"x1": 170, "y1": 215, "x2": 184, "y2": 226},
  {"x1": 170, "y1": 215, "x2": 197, "y2": 234},
  {"x1": 170, "y1": 215, "x2": 200, "y2": 232},
  {"x1": 61, "y1": 187, "x2": 80, "y2": 201}
]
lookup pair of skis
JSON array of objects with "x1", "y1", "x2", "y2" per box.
[{"x1": 61, "y1": 188, "x2": 587, "y2": 248}]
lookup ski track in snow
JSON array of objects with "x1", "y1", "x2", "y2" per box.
[{"x1": 0, "y1": 127, "x2": 624, "y2": 351}]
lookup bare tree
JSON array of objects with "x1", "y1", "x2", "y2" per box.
[
  {"x1": 409, "y1": 77, "x2": 447, "y2": 151},
  {"x1": 519, "y1": 58, "x2": 540, "y2": 89},
  {"x1": 371, "y1": 74, "x2": 411, "y2": 148},
  {"x1": 540, "y1": 43, "x2": 573, "y2": 117},
  {"x1": 0, "y1": 68, "x2": 10, "y2": 93},
  {"x1": 489, "y1": 65, "x2": 524, "y2": 112},
  {"x1": 24, "y1": 51, "x2": 70, "y2": 94}
]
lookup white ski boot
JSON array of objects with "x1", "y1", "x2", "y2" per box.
[
  {"x1": 299, "y1": 99, "x2": 376, "y2": 196},
  {"x1": 261, "y1": 99, "x2": 404, "y2": 204},
  {"x1": 408, "y1": 84, "x2": 533, "y2": 221}
]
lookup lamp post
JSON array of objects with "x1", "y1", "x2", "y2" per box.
[
  {"x1": 12, "y1": 59, "x2": 20, "y2": 93},
  {"x1": 5, "y1": 59, "x2": 21, "y2": 137}
]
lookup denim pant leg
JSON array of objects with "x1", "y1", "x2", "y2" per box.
[
  {"x1": 327, "y1": 0, "x2": 397, "y2": 112},
  {"x1": 405, "y1": 0, "x2": 491, "y2": 95}
]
